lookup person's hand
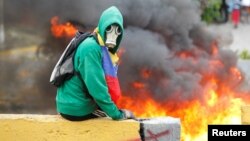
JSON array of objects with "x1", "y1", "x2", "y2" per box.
[{"x1": 120, "y1": 109, "x2": 136, "y2": 119}]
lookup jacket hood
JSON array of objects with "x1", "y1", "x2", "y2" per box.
[{"x1": 98, "y1": 6, "x2": 124, "y2": 53}]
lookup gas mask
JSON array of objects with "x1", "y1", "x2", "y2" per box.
[{"x1": 105, "y1": 25, "x2": 121, "y2": 48}]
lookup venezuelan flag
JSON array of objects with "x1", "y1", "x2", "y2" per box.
[{"x1": 101, "y1": 46, "x2": 121, "y2": 104}]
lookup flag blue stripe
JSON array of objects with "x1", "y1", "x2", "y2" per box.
[{"x1": 101, "y1": 47, "x2": 117, "y2": 77}]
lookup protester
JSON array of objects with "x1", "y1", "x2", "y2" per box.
[
  {"x1": 220, "y1": 0, "x2": 229, "y2": 23},
  {"x1": 231, "y1": 0, "x2": 242, "y2": 28},
  {"x1": 56, "y1": 6, "x2": 135, "y2": 121},
  {"x1": 241, "y1": 0, "x2": 250, "y2": 23}
]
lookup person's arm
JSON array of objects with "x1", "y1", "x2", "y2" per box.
[{"x1": 78, "y1": 46, "x2": 124, "y2": 120}]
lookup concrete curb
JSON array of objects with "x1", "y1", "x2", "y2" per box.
[{"x1": 0, "y1": 114, "x2": 180, "y2": 141}]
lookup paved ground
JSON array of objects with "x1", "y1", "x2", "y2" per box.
[
  {"x1": 210, "y1": 22, "x2": 250, "y2": 52},
  {"x1": 228, "y1": 23, "x2": 250, "y2": 52}
]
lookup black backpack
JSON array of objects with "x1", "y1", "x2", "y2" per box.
[{"x1": 49, "y1": 31, "x2": 94, "y2": 87}]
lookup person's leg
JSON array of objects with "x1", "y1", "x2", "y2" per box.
[
  {"x1": 60, "y1": 113, "x2": 99, "y2": 121},
  {"x1": 235, "y1": 9, "x2": 240, "y2": 27},
  {"x1": 240, "y1": 6, "x2": 245, "y2": 23},
  {"x1": 60, "y1": 109, "x2": 108, "y2": 121},
  {"x1": 232, "y1": 9, "x2": 240, "y2": 28},
  {"x1": 247, "y1": 7, "x2": 250, "y2": 23},
  {"x1": 92, "y1": 109, "x2": 109, "y2": 117},
  {"x1": 232, "y1": 9, "x2": 236, "y2": 26}
]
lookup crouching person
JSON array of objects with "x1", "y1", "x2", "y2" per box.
[{"x1": 56, "y1": 6, "x2": 135, "y2": 121}]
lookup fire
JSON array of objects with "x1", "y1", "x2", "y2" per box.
[
  {"x1": 50, "y1": 16, "x2": 77, "y2": 38},
  {"x1": 230, "y1": 67, "x2": 242, "y2": 81},
  {"x1": 117, "y1": 48, "x2": 250, "y2": 141},
  {"x1": 211, "y1": 41, "x2": 219, "y2": 55},
  {"x1": 132, "y1": 82, "x2": 145, "y2": 89},
  {"x1": 141, "y1": 69, "x2": 151, "y2": 79},
  {"x1": 206, "y1": 89, "x2": 218, "y2": 106},
  {"x1": 118, "y1": 86, "x2": 250, "y2": 141}
]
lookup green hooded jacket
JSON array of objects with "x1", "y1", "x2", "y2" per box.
[{"x1": 56, "y1": 6, "x2": 124, "y2": 120}]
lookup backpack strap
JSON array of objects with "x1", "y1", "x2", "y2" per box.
[
  {"x1": 73, "y1": 31, "x2": 97, "y2": 100},
  {"x1": 73, "y1": 31, "x2": 100, "y2": 89}
]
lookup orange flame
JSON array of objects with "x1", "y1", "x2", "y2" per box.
[
  {"x1": 118, "y1": 86, "x2": 250, "y2": 141},
  {"x1": 132, "y1": 82, "x2": 145, "y2": 89},
  {"x1": 230, "y1": 67, "x2": 242, "y2": 81},
  {"x1": 50, "y1": 16, "x2": 77, "y2": 38},
  {"x1": 211, "y1": 41, "x2": 219, "y2": 55},
  {"x1": 141, "y1": 69, "x2": 151, "y2": 79}
]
